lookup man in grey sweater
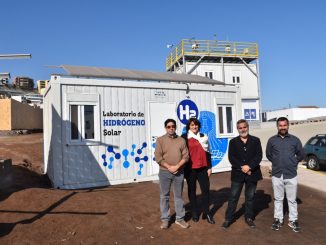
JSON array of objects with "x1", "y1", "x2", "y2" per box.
[
  {"x1": 155, "y1": 118, "x2": 190, "y2": 229},
  {"x1": 266, "y1": 117, "x2": 304, "y2": 232}
]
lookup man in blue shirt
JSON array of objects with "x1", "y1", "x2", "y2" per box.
[{"x1": 266, "y1": 117, "x2": 304, "y2": 232}]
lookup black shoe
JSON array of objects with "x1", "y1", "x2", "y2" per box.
[
  {"x1": 221, "y1": 220, "x2": 231, "y2": 229},
  {"x1": 271, "y1": 218, "x2": 284, "y2": 231},
  {"x1": 192, "y1": 215, "x2": 199, "y2": 222},
  {"x1": 202, "y1": 214, "x2": 215, "y2": 224},
  {"x1": 288, "y1": 220, "x2": 300, "y2": 233},
  {"x1": 245, "y1": 218, "x2": 256, "y2": 228}
]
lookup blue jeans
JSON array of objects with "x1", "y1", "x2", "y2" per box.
[
  {"x1": 225, "y1": 181, "x2": 257, "y2": 221},
  {"x1": 159, "y1": 169, "x2": 185, "y2": 221}
]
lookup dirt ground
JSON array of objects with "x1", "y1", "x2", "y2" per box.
[{"x1": 1, "y1": 133, "x2": 326, "y2": 244}]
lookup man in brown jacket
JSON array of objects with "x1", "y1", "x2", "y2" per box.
[{"x1": 155, "y1": 118, "x2": 190, "y2": 229}]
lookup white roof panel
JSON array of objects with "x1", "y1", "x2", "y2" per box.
[{"x1": 60, "y1": 65, "x2": 224, "y2": 85}]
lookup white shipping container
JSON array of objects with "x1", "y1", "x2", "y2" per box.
[{"x1": 43, "y1": 66, "x2": 242, "y2": 189}]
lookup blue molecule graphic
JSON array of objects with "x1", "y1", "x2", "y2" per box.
[
  {"x1": 108, "y1": 156, "x2": 114, "y2": 169},
  {"x1": 137, "y1": 170, "x2": 142, "y2": 175},
  {"x1": 115, "y1": 153, "x2": 121, "y2": 159},
  {"x1": 103, "y1": 161, "x2": 107, "y2": 167},
  {"x1": 131, "y1": 144, "x2": 136, "y2": 156},
  {"x1": 101, "y1": 154, "x2": 106, "y2": 159},
  {"x1": 123, "y1": 161, "x2": 130, "y2": 168},
  {"x1": 107, "y1": 146, "x2": 114, "y2": 153},
  {"x1": 137, "y1": 149, "x2": 142, "y2": 154},
  {"x1": 139, "y1": 163, "x2": 144, "y2": 168},
  {"x1": 122, "y1": 149, "x2": 129, "y2": 156},
  {"x1": 135, "y1": 157, "x2": 140, "y2": 163},
  {"x1": 152, "y1": 143, "x2": 156, "y2": 148},
  {"x1": 143, "y1": 156, "x2": 148, "y2": 161},
  {"x1": 142, "y1": 142, "x2": 147, "y2": 148}
]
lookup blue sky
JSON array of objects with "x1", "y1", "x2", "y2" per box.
[{"x1": 1, "y1": 0, "x2": 325, "y2": 111}]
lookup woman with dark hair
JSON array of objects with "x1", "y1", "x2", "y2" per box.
[{"x1": 182, "y1": 117, "x2": 215, "y2": 224}]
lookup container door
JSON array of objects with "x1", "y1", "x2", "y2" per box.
[{"x1": 148, "y1": 102, "x2": 177, "y2": 176}]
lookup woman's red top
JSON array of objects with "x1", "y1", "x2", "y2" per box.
[{"x1": 188, "y1": 137, "x2": 208, "y2": 169}]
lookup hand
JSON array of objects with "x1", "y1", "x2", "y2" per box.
[
  {"x1": 241, "y1": 165, "x2": 250, "y2": 174},
  {"x1": 247, "y1": 170, "x2": 252, "y2": 175},
  {"x1": 207, "y1": 168, "x2": 212, "y2": 177},
  {"x1": 168, "y1": 165, "x2": 179, "y2": 174}
]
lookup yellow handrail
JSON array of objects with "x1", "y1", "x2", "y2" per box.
[{"x1": 166, "y1": 39, "x2": 258, "y2": 70}]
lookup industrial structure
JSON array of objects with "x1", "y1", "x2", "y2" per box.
[{"x1": 166, "y1": 39, "x2": 261, "y2": 124}]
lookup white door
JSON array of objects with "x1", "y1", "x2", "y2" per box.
[{"x1": 148, "y1": 102, "x2": 177, "y2": 175}]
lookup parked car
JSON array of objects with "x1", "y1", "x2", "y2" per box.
[{"x1": 303, "y1": 134, "x2": 326, "y2": 170}]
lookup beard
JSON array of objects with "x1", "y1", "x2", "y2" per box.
[
  {"x1": 239, "y1": 131, "x2": 248, "y2": 138},
  {"x1": 278, "y1": 129, "x2": 288, "y2": 136}
]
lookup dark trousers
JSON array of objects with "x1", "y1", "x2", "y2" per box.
[
  {"x1": 186, "y1": 167, "x2": 210, "y2": 216},
  {"x1": 225, "y1": 180, "x2": 257, "y2": 221}
]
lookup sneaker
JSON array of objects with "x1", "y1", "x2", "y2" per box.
[
  {"x1": 245, "y1": 218, "x2": 256, "y2": 228},
  {"x1": 288, "y1": 220, "x2": 300, "y2": 233},
  {"x1": 175, "y1": 220, "x2": 190, "y2": 229},
  {"x1": 160, "y1": 220, "x2": 169, "y2": 229},
  {"x1": 271, "y1": 218, "x2": 284, "y2": 231}
]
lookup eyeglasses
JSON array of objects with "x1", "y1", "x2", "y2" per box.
[{"x1": 166, "y1": 125, "x2": 176, "y2": 129}]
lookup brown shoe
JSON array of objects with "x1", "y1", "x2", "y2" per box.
[
  {"x1": 160, "y1": 220, "x2": 169, "y2": 229},
  {"x1": 175, "y1": 220, "x2": 190, "y2": 228}
]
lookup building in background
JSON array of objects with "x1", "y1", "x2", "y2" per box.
[
  {"x1": 37, "y1": 80, "x2": 49, "y2": 94},
  {"x1": 166, "y1": 39, "x2": 261, "y2": 125},
  {"x1": 0, "y1": 73, "x2": 10, "y2": 85},
  {"x1": 263, "y1": 106, "x2": 326, "y2": 122},
  {"x1": 13, "y1": 77, "x2": 34, "y2": 90}
]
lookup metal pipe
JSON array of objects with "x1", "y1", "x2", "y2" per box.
[{"x1": 0, "y1": 54, "x2": 32, "y2": 59}]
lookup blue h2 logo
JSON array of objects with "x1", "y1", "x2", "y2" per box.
[{"x1": 177, "y1": 99, "x2": 198, "y2": 124}]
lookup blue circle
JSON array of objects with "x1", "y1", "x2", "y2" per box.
[
  {"x1": 107, "y1": 146, "x2": 114, "y2": 153},
  {"x1": 131, "y1": 152, "x2": 135, "y2": 156},
  {"x1": 101, "y1": 154, "x2": 106, "y2": 159},
  {"x1": 122, "y1": 149, "x2": 129, "y2": 156},
  {"x1": 135, "y1": 157, "x2": 140, "y2": 163},
  {"x1": 123, "y1": 161, "x2": 130, "y2": 168},
  {"x1": 132, "y1": 144, "x2": 136, "y2": 149},
  {"x1": 177, "y1": 99, "x2": 198, "y2": 124},
  {"x1": 153, "y1": 157, "x2": 155, "y2": 161},
  {"x1": 143, "y1": 156, "x2": 148, "y2": 161},
  {"x1": 103, "y1": 161, "x2": 107, "y2": 167},
  {"x1": 108, "y1": 165, "x2": 113, "y2": 169},
  {"x1": 142, "y1": 142, "x2": 147, "y2": 148},
  {"x1": 137, "y1": 149, "x2": 142, "y2": 154},
  {"x1": 137, "y1": 170, "x2": 142, "y2": 175},
  {"x1": 109, "y1": 156, "x2": 114, "y2": 161},
  {"x1": 115, "y1": 153, "x2": 121, "y2": 159},
  {"x1": 139, "y1": 163, "x2": 144, "y2": 168},
  {"x1": 152, "y1": 143, "x2": 156, "y2": 148}
]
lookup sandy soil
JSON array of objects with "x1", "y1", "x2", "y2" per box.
[{"x1": 1, "y1": 133, "x2": 326, "y2": 244}]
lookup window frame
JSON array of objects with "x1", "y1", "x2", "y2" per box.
[
  {"x1": 65, "y1": 94, "x2": 100, "y2": 145},
  {"x1": 216, "y1": 103, "x2": 236, "y2": 138},
  {"x1": 205, "y1": 71, "x2": 214, "y2": 79}
]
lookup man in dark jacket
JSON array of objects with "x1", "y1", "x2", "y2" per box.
[{"x1": 222, "y1": 119, "x2": 263, "y2": 229}]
